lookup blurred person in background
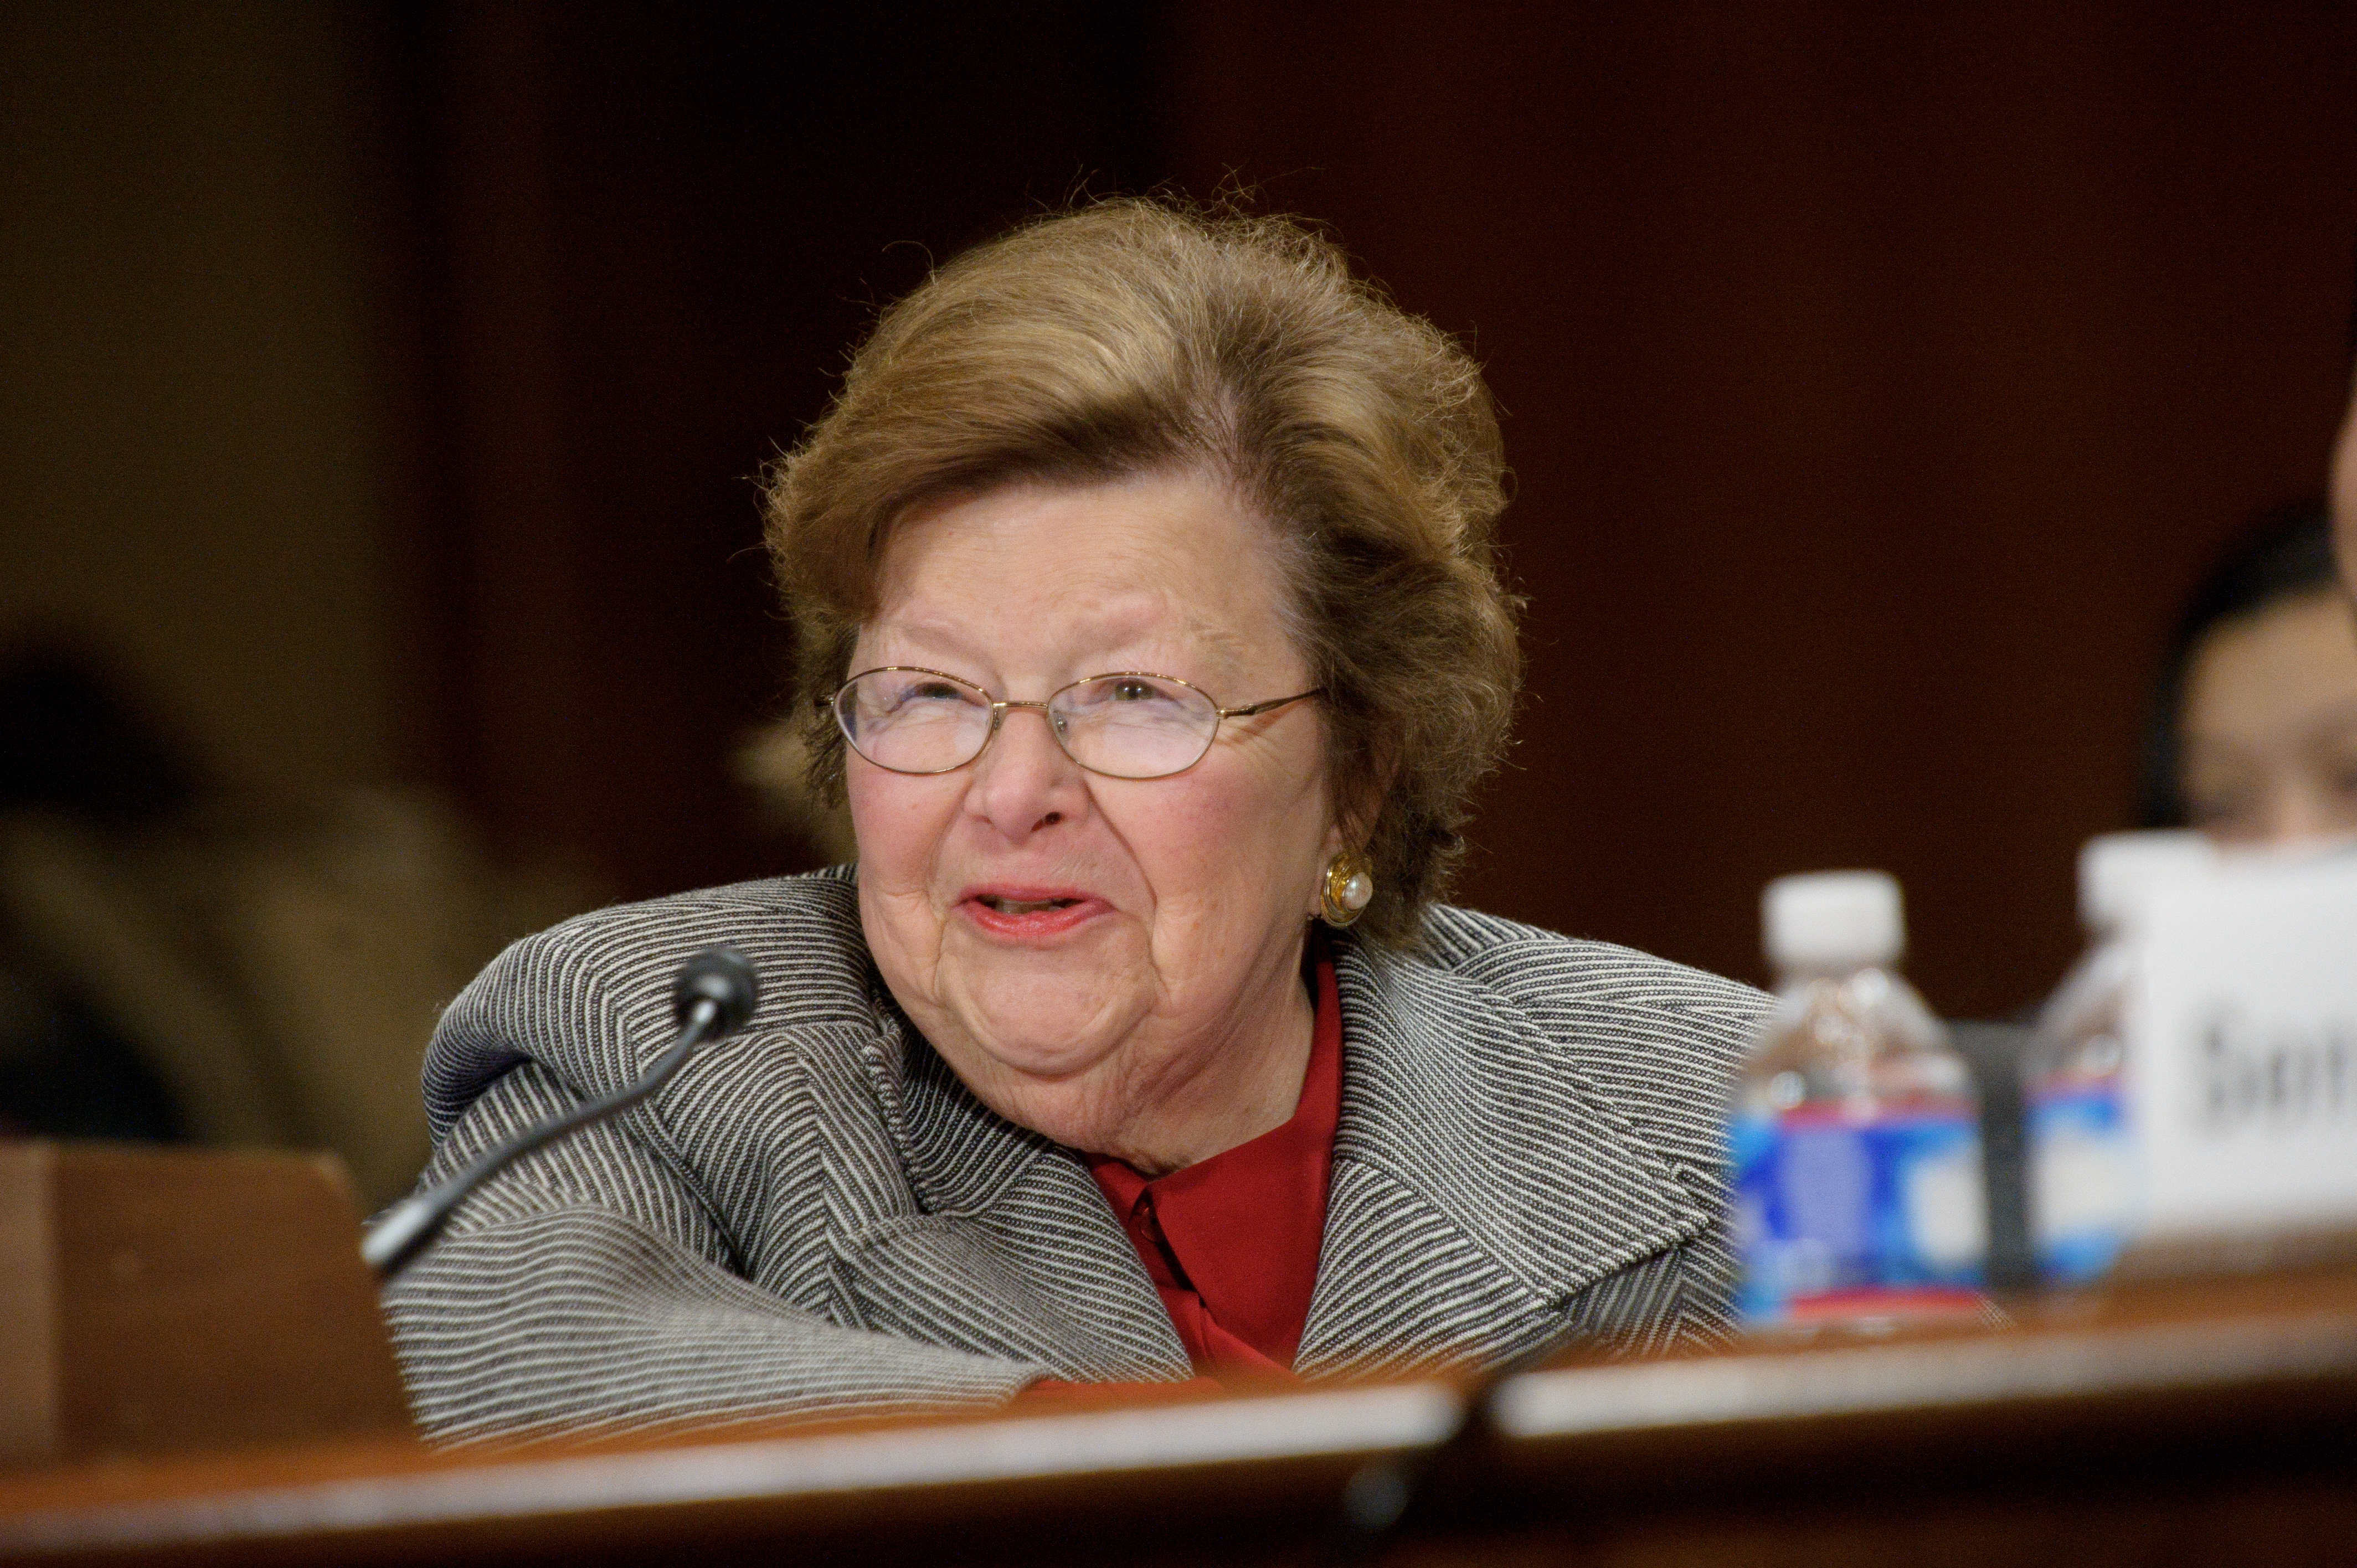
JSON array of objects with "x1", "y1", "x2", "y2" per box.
[
  {"x1": 2328, "y1": 242, "x2": 2355, "y2": 595},
  {"x1": 2333, "y1": 367, "x2": 2356, "y2": 596},
  {"x1": 0, "y1": 654, "x2": 195, "y2": 1143},
  {"x1": 382, "y1": 200, "x2": 1770, "y2": 1441},
  {"x1": 2142, "y1": 505, "x2": 2357, "y2": 848},
  {"x1": 0, "y1": 647, "x2": 581, "y2": 1207}
]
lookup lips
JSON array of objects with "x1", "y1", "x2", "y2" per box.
[
  {"x1": 977, "y1": 895, "x2": 1078, "y2": 915},
  {"x1": 955, "y1": 884, "x2": 1107, "y2": 941}
]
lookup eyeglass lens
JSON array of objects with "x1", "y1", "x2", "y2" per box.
[{"x1": 835, "y1": 670, "x2": 1221, "y2": 779}]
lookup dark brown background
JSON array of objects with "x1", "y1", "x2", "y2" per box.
[{"x1": 8, "y1": 3, "x2": 2356, "y2": 1018}]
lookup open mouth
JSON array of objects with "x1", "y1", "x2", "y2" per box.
[{"x1": 976, "y1": 895, "x2": 1080, "y2": 915}]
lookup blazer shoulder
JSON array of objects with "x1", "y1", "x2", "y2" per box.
[
  {"x1": 518, "y1": 863, "x2": 858, "y2": 971},
  {"x1": 423, "y1": 867, "x2": 875, "y2": 1139},
  {"x1": 500, "y1": 864, "x2": 865, "y2": 1003},
  {"x1": 1413, "y1": 904, "x2": 1772, "y2": 1066}
]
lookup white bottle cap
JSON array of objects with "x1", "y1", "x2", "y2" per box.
[
  {"x1": 1763, "y1": 870, "x2": 1905, "y2": 973},
  {"x1": 2077, "y1": 829, "x2": 2216, "y2": 932}
]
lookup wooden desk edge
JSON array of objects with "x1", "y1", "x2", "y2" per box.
[{"x1": 3, "y1": 1268, "x2": 2354, "y2": 1559}]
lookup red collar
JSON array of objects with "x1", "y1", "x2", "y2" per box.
[{"x1": 1087, "y1": 937, "x2": 1343, "y2": 1376}]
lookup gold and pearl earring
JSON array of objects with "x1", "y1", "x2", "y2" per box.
[{"x1": 1319, "y1": 850, "x2": 1375, "y2": 927}]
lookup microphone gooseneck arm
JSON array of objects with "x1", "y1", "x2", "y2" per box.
[{"x1": 364, "y1": 946, "x2": 760, "y2": 1282}]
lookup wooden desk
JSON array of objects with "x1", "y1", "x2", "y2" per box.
[{"x1": 2, "y1": 1268, "x2": 2353, "y2": 1566}]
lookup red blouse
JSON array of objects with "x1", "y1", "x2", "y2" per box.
[{"x1": 1085, "y1": 942, "x2": 1342, "y2": 1379}]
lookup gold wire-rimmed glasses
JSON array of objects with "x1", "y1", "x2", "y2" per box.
[{"x1": 825, "y1": 667, "x2": 1323, "y2": 780}]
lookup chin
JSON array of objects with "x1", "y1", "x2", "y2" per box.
[{"x1": 945, "y1": 969, "x2": 1138, "y2": 1081}]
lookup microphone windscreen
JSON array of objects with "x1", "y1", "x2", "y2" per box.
[{"x1": 672, "y1": 946, "x2": 760, "y2": 1035}]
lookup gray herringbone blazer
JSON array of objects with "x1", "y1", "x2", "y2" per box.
[{"x1": 382, "y1": 868, "x2": 1769, "y2": 1440}]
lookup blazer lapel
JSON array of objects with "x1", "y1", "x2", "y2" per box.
[
  {"x1": 1295, "y1": 938, "x2": 1718, "y2": 1377},
  {"x1": 826, "y1": 999, "x2": 1189, "y2": 1382}
]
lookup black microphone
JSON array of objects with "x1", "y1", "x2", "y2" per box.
[{"x1": 363, "y1": 946, "x2": 760, "y2": 1281}]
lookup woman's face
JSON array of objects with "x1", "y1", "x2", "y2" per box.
[
  {"x1": 2178, "y1": 589, "x2": 2357, "y2": 847},
  {"x1": 846, "y1": 471, "x2": 1339, "y2": 1160}
]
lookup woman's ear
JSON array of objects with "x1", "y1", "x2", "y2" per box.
[
  {"x1": 1329, "y1": 734, "x2": 1398, "y2": 857},
  {"x1": 1319, "y1": 814, "x2": 1349, "y2": 863}
]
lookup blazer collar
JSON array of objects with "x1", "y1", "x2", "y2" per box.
[
  {"x1": 840, "y1": 984, "x2": 1189, "y2": 1379},
  {"x1": 868, "y1": 996, "x2": 1059, "y2": 1215}
]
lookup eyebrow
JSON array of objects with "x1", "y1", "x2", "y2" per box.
[{"x1": 867, "y1": 599, "x2": 1260, "y2": 687}]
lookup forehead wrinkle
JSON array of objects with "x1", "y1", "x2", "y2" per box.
[
  {"x1": 865, "y1": 473, "x2": 1298, "y2": 695},
  {"x1": 873, "y1": 584, "x2": 1265, "y2": 685}
]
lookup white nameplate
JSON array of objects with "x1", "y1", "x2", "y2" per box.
[{"x1": 2127, "y1": 849, "x2": 2357, "y2": 1241}]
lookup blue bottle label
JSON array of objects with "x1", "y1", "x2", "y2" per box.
[
  {"x1": 1732, "y1": 1104, "x2": 1987, "y2": 1325},
  {"x1": 2028, "y1": 1081, "x2": 2134, "y2": 1284}
]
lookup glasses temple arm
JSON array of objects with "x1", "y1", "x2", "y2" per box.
[{"x1": 1218, "y1": 688, "x2": 1326, "y2": 719}]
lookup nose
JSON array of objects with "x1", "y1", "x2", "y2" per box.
[{"x1": 964, "y1": 702, "x2": 1090, "y2": 839}]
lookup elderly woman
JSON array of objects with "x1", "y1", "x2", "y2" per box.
[{"x1": 384, "y1": 202, "x2": 1767, "y2": 1438}]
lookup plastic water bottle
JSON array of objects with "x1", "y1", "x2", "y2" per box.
[
  {"x1": 1732, "y1": 871, "x2": 1986, "y2": 1327},
  {"x1": 2026, "y1": 831, "x2": 2215, "y2": 1284}
]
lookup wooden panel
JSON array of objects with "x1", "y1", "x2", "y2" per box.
[
  {"x1": 0, "y1": 1144, "x2": 412, "y2": 1467},
  {"x1": 1149, "y1": 2, "x2": 2357, "y2": 1014},
  {"x1": 0, "y1": 1148, "x2": 59, "y2": 1464}
]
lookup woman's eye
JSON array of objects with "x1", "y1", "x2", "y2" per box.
[
  {"x1": 1110, "y1": 679, "x2": 1157, "y2": 702},
  {"x1": 879, "y1": 680, "x2": 971, "y2": 716}
]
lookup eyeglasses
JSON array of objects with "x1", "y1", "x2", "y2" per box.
[{"x1": 825, "y1": 667, "x2": 1323, "y2": 780}]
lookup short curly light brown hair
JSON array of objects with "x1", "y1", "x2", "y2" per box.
[{"x1": 763, "y1": 199, "x2": 1521, "y2": 949}]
